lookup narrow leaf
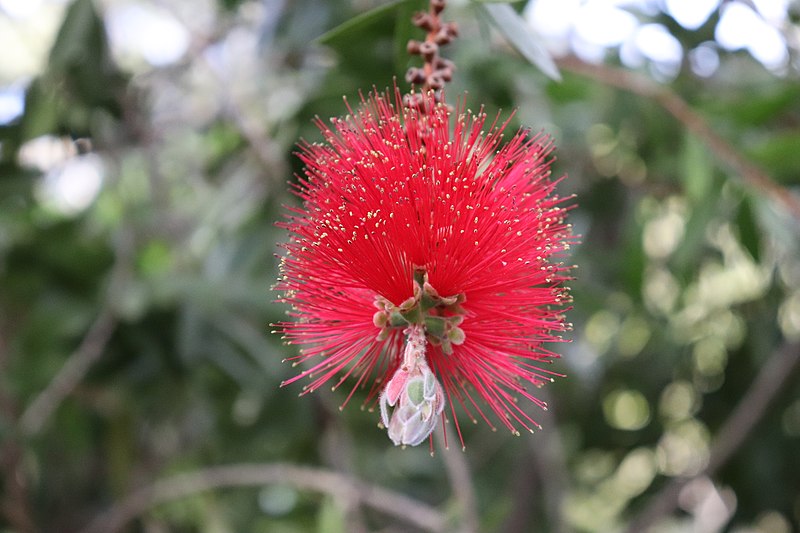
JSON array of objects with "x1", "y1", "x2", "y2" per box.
[
  {"x1": 49, "y1": 0, "x2": 102, "y2": 69},
  {"x1": 736, "y1": 196, "x2": 761, "y2": 262},
  {"x1": 681, "y1": 132, "x2": 713, "y2": 203},
  {"x1": 317, "y1": 0, "x2": 409, "y2": 46},
  {"x1": 481, "y1": 3, "x2": 561, "y2": 81}
]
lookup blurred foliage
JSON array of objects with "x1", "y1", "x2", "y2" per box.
[{"x1": 1, "y1": 0, "x2": 799, "y2": 532}]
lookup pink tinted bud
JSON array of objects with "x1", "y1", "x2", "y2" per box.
[
  {"x1": 384, "y1": 367, "x2": 409, "y2": 406},
  {"x1": 380, "y1": 354, "x2": 445, "y2": 447}
]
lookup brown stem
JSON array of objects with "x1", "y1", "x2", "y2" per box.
[
  {"x1": 0, "y1": 443, "x2": 36, "y2": 533},
  {"x1": 556, "y1": 56, "x2": 800, "y2": 221},
  {"x1": 79, "y1": 463, "x2": 447, "y2": 533},
  {"x1": 17, "y1": 306, "x2": 117, "y2": 436},
  {"x1": 625, "y1": 340, "x2": 800, "y2": 532},
  {"x1": 435, "y1": 424, "x2": 479, "y2": 533},
  {"x1": 0, "y1": 319, "x2": 36, "y2": 532}
]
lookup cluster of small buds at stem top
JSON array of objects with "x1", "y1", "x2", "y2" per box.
[
  {"x1": 379, "y1": 324, "x2": 445, "y2": 447},
  {"x1": 372, "y1": 271, "x2": 466, "y2": 354},
  {"x1": 403, "y1": 0, "x2": 458, "y2": 109}
]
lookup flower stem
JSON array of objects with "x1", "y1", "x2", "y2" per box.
[{"x1": 402, "y1": 324, "x2": 427, "y2": 369}]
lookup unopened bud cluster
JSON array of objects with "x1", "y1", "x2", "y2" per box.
[
  {"x1": 373, "y1": 271, "x2": 466, "y2": 355},
  {"x1": 379, "y1": 325, "x2": 446, "y2": 447},
  {"x1": 403, "y1": 0, "x2": 458, "y2": 109}
]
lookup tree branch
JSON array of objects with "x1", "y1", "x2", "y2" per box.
[
  {"x1": 436, "y1": 424, "x2": 479, "y2": 533},
  {"x1": 17, "y1": 306, "x2": 117, "y2": 436},
  {"x1": 556, "y1": 56, "x2": 800, "y2": 221},
  {"x1": 79, "y1": 463, "x2": 447, "y2": 533},
  {"x1": 510, "y1": 387, "x2": 571, "y2": 533},
  {"x1": 625, "y1": 340, "x2": 800, "y2": 532}
]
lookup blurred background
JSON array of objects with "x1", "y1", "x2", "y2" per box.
[{"x1": 1, "y1": 0, "x2": 799, "y2": 532}]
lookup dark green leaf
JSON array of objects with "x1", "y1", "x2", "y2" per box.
[
  {"x1": 317, "y1": 0, "x2": 410, "y2": 46},
  {"x1": 49, "y1": 0, "x2": 102, "y2": 70},
  {"x1": 736, "y1": 195, "x2": 761, "y2": 262},
  {"x1": 393, "y1": 0, "x2": 428, "y2": 76}
]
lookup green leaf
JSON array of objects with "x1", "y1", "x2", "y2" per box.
[
  {"x1": 671, "y1": 185, "x2": 719, "y2": 279},
  {"x1": 726, "y1": 84, "x2": 800, "y2": 127},
  {"x1": 480, "y1": 3, "x2": 561, "y2": 81},
  {"x1": 317, "y1": 0, "x2": 410, "y2": 46},
  {"x1": 747, "y1": 132, "x2": 800, "y2": 185},
  {"x1": 19, "y1": 79, "x2": 59, "y2": 142},
  {"x1": 218, "y1": 0, "x2": 248, "y2": 11},
  {"x1": 680, "y1": 132, "x2": 713, "y2": 203},
  {"x1": 48, "y1": 0, "x2": 102, "y2": 70},
  {"x1": 545, "y1": 74, "x2": 591, "y2": 102},
  {"x1": 393, "y1": 0, "x2": 427, "y2": 75},
  {"x1": 316, "y1": 496, "x2": 347, "y2": 533},
  {"x1": 47, "y1": 0, "x2": 125, "y2": 116},
  {"x1": 736, "y1": 195, "x2": 761, "y2": 262}
]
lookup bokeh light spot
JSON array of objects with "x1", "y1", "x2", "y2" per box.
[{"x1": 603, "y1": 389, "x2": 650, "y2": 431}]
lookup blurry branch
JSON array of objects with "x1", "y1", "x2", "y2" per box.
[
  {"x1": 502, "y1": 388, "x2": 571, "y2": 533},
  {"x1": 18, "y1": 227, "x2": 133, "y2": 436},
  {"x1": 317, "y1": 395, "x2": 368, "y2": 533},
  {"x1": 218, "y1": 85, "x2": 288, "y2": 179},
  {"x1": 626, "y1": 340, "x2": 800, "y2": 532},
  {"x1": 198, "y1": 45, "x2": 288, "y2": 182},
  {"x1": 17, "y1": 306, "x2": 117, "y2": 436},
  {"x1": 556, "y1": 56, "x2": 800, "y2": 221},
  {"x1": 79, "y1": 463, "x2": 447, "y2": 533},
  {"x1": 436, "y1": 425, "x2": 479, "y2": 533}
]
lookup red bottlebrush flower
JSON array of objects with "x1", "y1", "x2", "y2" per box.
[{"x1": 276, "y1": 88, "x2": 573, "y2": 448}]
